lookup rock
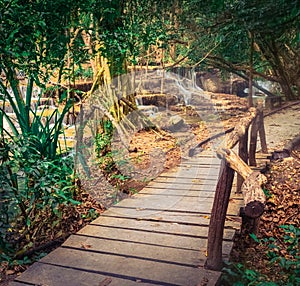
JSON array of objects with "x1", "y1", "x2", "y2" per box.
[
  {"x1": 137, "y1": 105, "x2": 159, "y2": 117},
  {"x1": 196, "y1": 70, "x2": 249, "y2": 97},
  {"x1": 151, "y1": 113, "x2": 186, "y2": 132},
  {"x1": 136, "y1": 93, "x2": 178, "y2": 107}
]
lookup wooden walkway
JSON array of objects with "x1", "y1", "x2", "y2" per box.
[{"x1": 11, "y1": 150, "x2": 245, "y2": 286}]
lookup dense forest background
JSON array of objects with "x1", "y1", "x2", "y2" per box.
[{"x1": 1, "y1": 0, "x2": 299, "y2": 99}]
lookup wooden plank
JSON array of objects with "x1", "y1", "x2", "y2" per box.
[
  {"x1": 146, "y1": 179, "x2": 218, "y2": 188},
  {"x1": 158, "y1": 171, "x2": 219, "y2": 179},
  {"x1": 103, "y1": 208, "x2": 239, "y2": 228},
  {"x1": 178, "y1": 163, "x2": 220, "y2": 168},
  {"x1": 169, "y1": 161, "x2": 220, "y2": 167},
  {"x1": 157, "y1": 172, "x2": 219, "y2": 179},
  {"x1": 109, "y1": 203, "x2": 240, "y2": 217},
  {"x1": 75, "y1": 224, "x2": 235, "y2": 254},
  {"x1": 12, "y1": 262, "x2": 165, "y2": 286},
  {"x1": 139, "y1": 188, "x2": 216, "y2": 198},
  {"x1": 89, "y1": 215, "x2": 236, "y2": 240},
  {"x1": 153, "y1": 176, "x2": 219, "y2": 185},
  {"x1": 160, "y1": 170, "x2": 220, "y2": 179},
  {"x1": 62, "y1": 235, "x2": 205, "y2": 267},
  {"x1": 101, "y1": 212, "x2": 240, "y2": 232},
  {"x1": 104, "y1": 205, "x2": 241, "y2": 227},
  {"x1": 110, "y1": 194, "x2": 215, "y2": 214},
  {"x1": 173, "y1": 165, "x2": 220, "y2": 173},
  {"x1": 181, "y1": 156, "x2": 220, "y2": 163},
  {"x1": 107, "y1": 205, "x2": 210, "y2": 217},
  {"x1": 33, "y1": 247, "x2": 221, "y2": 286},
  {"x1": 109, "y1": 190, "x2": 243, "y2": 216},
  {"x1": 119, "y1": 192, "x2": 214, "y2": 206}
]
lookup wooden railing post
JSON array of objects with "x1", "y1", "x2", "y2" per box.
[
  {"x1": 258, "y1": 110, "x2": 268, "y2": 154},
  {"x1": 237, "y1": 128, "x2": 249, "y2": 193},
  {"x1": 205, "y1": 159, "x2": 235, "y2": 271},
  {"x1": 249, "y1": 113, "x2": 259, "y2": 166},
  {"x1": 206, "y1": 107, "x2": 267, "y2": 271}
]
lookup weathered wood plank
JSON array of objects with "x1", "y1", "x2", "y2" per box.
[
  {"x1": 153, "y1": 176, "x2": 219, "y2": 185},
  {"x1": 99, "y1": 216, "x2": 239, "y2": 235},
  {"x1": 139, "y1": 188, "x2": 216, "y2": 197},
  {"x1": 33, "y1": 247, "x2": 221, "y2": 286},
  {"x1": 109, "y1": 202, "x2": 241, "y2": 217},
  {"x1": 102, "y1": 208, "x2": 240, "y2": 230},
  {"x1": 146, "y1": 178, "x2": 218, "y2": 188},
  {"x1": 106, "y1": 204, "x2": 242, "y2": 224},
  {"x1": 178, "y1": 159, "x2": 220, "y2": 165},
  {"x1": 11, "y1": 262, "x2": 173, "y2": 286},
  {"x1": 110, "y1": 194, "x2": 214, "y2": 214},
  {"x1": 178, "y1": 163, "x2": 220, "y2": 168},
  {"x1": 159, "y1": 171, "x2": 220, "y2": 179},
  {"x1": 166, "y1": 166, "x2": 220, "y2": 175},
  {"x1": 166, "y1": 164, "x2": 220, "y2": 171},
  {"x1": 75, "y1": 224, "x2": 234, "y2": 254},
  {"x1": 89, "y1": 215, "x2": 236, "y2": 240},
  {"x1": 181, "y1": 157, "x2": 220, "y2": 165},
  {"x1": 62, "y1": 235, "x2": 204, "y2": 267}
]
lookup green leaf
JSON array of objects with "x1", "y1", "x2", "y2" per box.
[{"x1": 249, "y1": 233, "x2": 260, "y2": 243}]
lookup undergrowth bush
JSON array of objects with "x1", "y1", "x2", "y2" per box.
[
  {"x1": 0, "y1": 75, "x2": 79, "y2": 264},
  {"x1": 0, "y1": 135, "x2": 78, "y2": 262},
  {"x1": 222, "y1": 225, "x2": 300, "y2": 286}
]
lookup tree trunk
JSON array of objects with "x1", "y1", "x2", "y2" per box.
[
  {"x1": 258, "y1": 38, "x2": 297, "y2": 101},
  {"x1": 248, "y1": 32, "x2": 254, "y2": 108}
]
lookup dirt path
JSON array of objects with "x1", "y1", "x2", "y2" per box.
[{"x1": 262, "y1": 103, "x2": 300, "y2": 151}]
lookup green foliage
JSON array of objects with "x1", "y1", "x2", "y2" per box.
[
  {"x1": 264, "y1": 225, "x2": 299, "y2": 285},
  {"x1": 74, "y1": 66, "x2": 94, "y2": 81},
  {"x1": 0, "y1": 136, "x2": 77, "y2": 260},
  {"x1": 0, "y1": 78, "x2": 73, "y2": 159},
  {"x1": 222, "y1": 262, "x2": 274, "y2": 286},
  {"x1": 263, "y1": 188, "x2": 272, "y2": 199},
  {"x1": 91, "y1": 0, "x2": 170, "y2": 75},
  {"x1": 111, "y1": 173, "x2": 130, "y2": 182},
  {"x1": 94, "y1": 120, "x2": 114, "y2": 158},
  {"x1": 178, "y1": 0, "x2": 300, "y2": 99},
  {"x1": 80, "y1": 208, "x2": 99, "y2": 221},
  {"x1": 0, "y1": 60, "x2": 77, "y2": 263},
  {"x1": 266, "y1": 225, "x2": 300, "y2": 285},
  {"x1": 224, "y1": 226, "x2": 300, "y2": 285},
  {"x1": 0, "y1": 0, "x2": 91, "y2": 80}
]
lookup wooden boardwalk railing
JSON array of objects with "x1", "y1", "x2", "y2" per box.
[
  {"x1": 10, "y1": 149, "x2": 244, "y2": 286},
  {"x1": 206, "y1": 106, "x2": 269, "y2": 271}
]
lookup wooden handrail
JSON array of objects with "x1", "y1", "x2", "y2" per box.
[
  {"x1": 205, "y1": 106, "x2": 268, "y2": 271},
  {"x1": 225, "y1": 107, "x2": 257, "y2": 149}
]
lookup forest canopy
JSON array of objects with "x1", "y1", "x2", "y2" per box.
[{"x1": 0, "y1": 0, "x2": 299, "y2": 97}]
